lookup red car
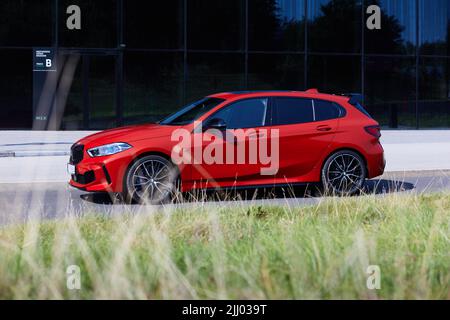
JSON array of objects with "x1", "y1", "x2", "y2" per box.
[{"x1": 68, "y1": 89, "x2": 385, "y2": 203}]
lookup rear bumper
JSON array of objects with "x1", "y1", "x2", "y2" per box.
[{"x1": 366, "y1": 142, "x2": 385, "y2": 178}]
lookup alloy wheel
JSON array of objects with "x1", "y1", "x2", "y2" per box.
[
  {"x1": 127, "y1": 157, "x2": 177, "y2": 204},
  {"x1": 323, "y1": 152, "x2": 365, "y2": 195}
]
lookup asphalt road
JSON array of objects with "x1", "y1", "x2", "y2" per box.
[{"x1": 1, "y1": 170, "x2": 450, "y2": 226}]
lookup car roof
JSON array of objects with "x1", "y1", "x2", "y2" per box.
[{"x1": 208, "y1": 89, "x2": 350, "y2": 103}]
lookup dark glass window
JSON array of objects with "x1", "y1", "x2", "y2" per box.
[
  {"x1": 0, "y1": 0, "x2": 53, "y2": 46},
  {"x1": 419, "y1": 57, "x2": 450, "y2": 128},
  {"x1": 188, "y1": 0, "x2": 245, "y2": 50},
  {"x1": 160, "y1": 97, "x2": 224, "y2": 125},
  {"x1": 308, "y1": 55, "x2": 361, "y2": 93},
  {"x1": 272, "y1": 97, "x2": 313, "y2": 125},
  {"x1": 365, "y1": 0, "x2": 417, "y2": 55},
  {"x1": 212, "y1": 98, "x2": 269, "y2": 129},
  {"x1": 314, "y1": 100, "x2": 341, "y2": 121},
  {"x1": 308, "y1": 0, "x2": 361, "y2": 53},
  {"x1": 352, "y1": 101, "x2": 373, "y2": 118},
  {"x1": 248, "y1": 54, "x2": 305, "y2": 90},
  {"x1": 59, "y1": 0, "x2": 117, "y2": 48},
  {"x1": 249, "y1": 0, "x2": 305, "y2": 51},
  {"x1": 186, "y1": 53, "x2": 245, "y2": 102},
  {"x1": 124, "y1": 0, "x2": 183, "y2": 49},
  {"x1": 124, "y1": 52, "x2": 184, "y2": 124},
  {"x1": 365, "y1": 56, "x2": 416, "y2": 128},
  {"x1": 61, "y1": 54, "x2": 117, "y2": 130},
  {"x1": 419, "y1": 0, "x2": 450, "y2": 56},
  {"x1": 0, "y1": 50, "x2": 32, "y2": 129}
]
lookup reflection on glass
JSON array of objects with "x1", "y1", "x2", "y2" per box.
[
  {"x1": 308, "y1": 55, "x2": 361, "y2": 93},
  {"x1": 89, "y1": 56, "x2": 116, "y2": 129},
  {"x1": 419, "y1": 0, "x2": 450, "y2": 56},
  {"x1": 125, "y1": 0, "x2": 183, "y2": 49},
  {"x1": 308, "y1": 0, "x2": 361, "y2": 53},
  {"x1": 59, "y1": 0, "x2": 117, "y2": 48},
  {"x1": 61, "y1": 55, "x2": 83, "y2": 130},
  {"x1": 0, "y1": 50, "x2": 32, "y2": 128},
  {"x1": 365, "y1": 56, "x2": 416, "y2": 128},
  {"x1": 186, "y1": 54, "x2": 245, "y2": 102},
  {"x1": 249, "y1": 0, "x2": 305, "y2": 51},
  {"x1": 419, "y1": 58, "x2": 450, "y2": 128},
  {"x1": 124, "y1": 53, "x2": 184, "y2": 124},
  {"x1": 365, "y1": 0, "x2": 416, "y2": 54},
  {"x1": 0, "y1": 0, "x2": 53, "y2": 46},
  {"x1": 188, "y1": 0, "x2": 245, "y2": 50},
  {"x1": 248, "y1": 54, "x2": 305, "y2": 90}
]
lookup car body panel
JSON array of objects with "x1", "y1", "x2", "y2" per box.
[{"x1": 69, "y1": 90, "x2": 385, "y2": 194}]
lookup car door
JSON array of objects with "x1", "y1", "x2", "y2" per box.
[
  {"x1": 190, "y1": 97, "x2": 270, "y2": 187},
  {"x1": 267, "y1": 97, "x2": 340, "y2": 181}
]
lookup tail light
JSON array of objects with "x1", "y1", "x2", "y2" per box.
[{"x1": 365, "y1": 125, "x2": 381, "y2": 139}]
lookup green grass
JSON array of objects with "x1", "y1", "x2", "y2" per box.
[{"x1": 0, "y1": 192, "x2": 449, "y2": 299}]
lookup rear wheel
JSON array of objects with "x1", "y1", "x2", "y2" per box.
[
  {"x1": 321, "y1": 150, "x2": 366, "y2": 196},
  {"x1": 124, "y1": 155, "x2": 179, "y2": 204}
]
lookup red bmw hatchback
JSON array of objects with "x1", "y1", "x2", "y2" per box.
[{"x1": 69, "y1": 89, "x2": 385, "y2": 203}]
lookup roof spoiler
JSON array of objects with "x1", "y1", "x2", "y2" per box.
[{"x1": 337, "y1": 93, "x2": 364, "y2": 105}]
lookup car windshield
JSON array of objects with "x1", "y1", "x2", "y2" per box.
[{"x1": 159, "y1": 97, "x2": 225, "y2": 125}]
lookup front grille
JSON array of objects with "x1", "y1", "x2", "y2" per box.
[
  {"x1": 72, "y1": 170, "x2": 95, "y2": 185},
  {"x1": 70, "y1": 144, "x2": 84, "y2": 164}
]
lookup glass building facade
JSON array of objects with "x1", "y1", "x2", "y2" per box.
[{"x1": 0, "y1": 0, "x2": 449, "y2": 129}]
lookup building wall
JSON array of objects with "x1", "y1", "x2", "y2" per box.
[{"x1": 0, "y1": 0, "x2": 449, "y2": 129}]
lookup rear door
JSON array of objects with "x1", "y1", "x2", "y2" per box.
[{"x1": 268, "y1": 97, "x2": 340, "y2": 180}]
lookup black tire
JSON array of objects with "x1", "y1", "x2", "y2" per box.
[
  {"x1": 321, "y1": 150, "x2": 366, "y2": 196},
  {"x1": 123, "y1": 155, "x2": 179, "y2": 204}
]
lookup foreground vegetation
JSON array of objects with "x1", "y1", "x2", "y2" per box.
[{"x1": 0, "y1": 192, "x2": 449, "y2": 299}]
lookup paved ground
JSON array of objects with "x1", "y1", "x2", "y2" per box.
[
  {"x1": 1, "y1": 130, "x2": 450, "y2": 226},
  {"x1": 1, "y1": 170, "x2": 449, "y2": 226}
]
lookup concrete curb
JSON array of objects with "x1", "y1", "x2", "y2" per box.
[{"x1": 0, "y1": 151, "x2": 69, "y2": 158}]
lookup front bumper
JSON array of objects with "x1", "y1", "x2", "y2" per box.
[
  {"x1": 69, "y1": 162, "x2": 113, "y2": 192},
  {"x1": 68, "y1": 147, "x2": 133, "y2": 193}
]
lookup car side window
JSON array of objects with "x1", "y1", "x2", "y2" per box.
[
  {"x1": 211, "y1": 98, "x2": 269, "y2": 129},
  {"x1": 272, "y1": 97, "x2": 314, "y2": 125},
  {"x1": 314, "y1": 100, "x2": 342, "y2": 121}
]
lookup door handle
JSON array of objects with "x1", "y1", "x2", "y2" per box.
[{"x1": 316, "y1": 125, "x2": 332, "y2": 132}]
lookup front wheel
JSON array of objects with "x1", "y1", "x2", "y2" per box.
[
  {"x1": 321, "y1": 150, "x2": 366, "y2": 196},
  {"x1": 124, "y1": 155, "x2": 179, "y2": 204}
]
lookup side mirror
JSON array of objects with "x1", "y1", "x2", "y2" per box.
[{"x1": 204, "y1": 118, "x2": 227, "y2": 131}]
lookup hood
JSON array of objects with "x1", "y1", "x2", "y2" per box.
[{"x1": 77, "y1": 123, "x2": 177, "y2": 147}]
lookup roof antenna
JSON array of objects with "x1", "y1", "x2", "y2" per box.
[{"x1": 305, "y1": 88, "x2": 319, "y2": 94}]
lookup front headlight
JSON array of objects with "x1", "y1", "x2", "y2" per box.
[{"x1": 87, "y1": 142, "x2": 132, "y2": 157}]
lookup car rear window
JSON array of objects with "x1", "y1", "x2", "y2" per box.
[
  {"x1": 272, "y1": 97, "x2": 314, "y2": 125},
  {"x1": 351, "y1": 101, "x2": 372, "y2": 119},
  {"x1": 313, "y1": 100, "x2": 342, "y2": 121}
]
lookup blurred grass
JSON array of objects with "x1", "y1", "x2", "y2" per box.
[{"x1": 0, "y1": 192, "x2": 449, "y2": 299}]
